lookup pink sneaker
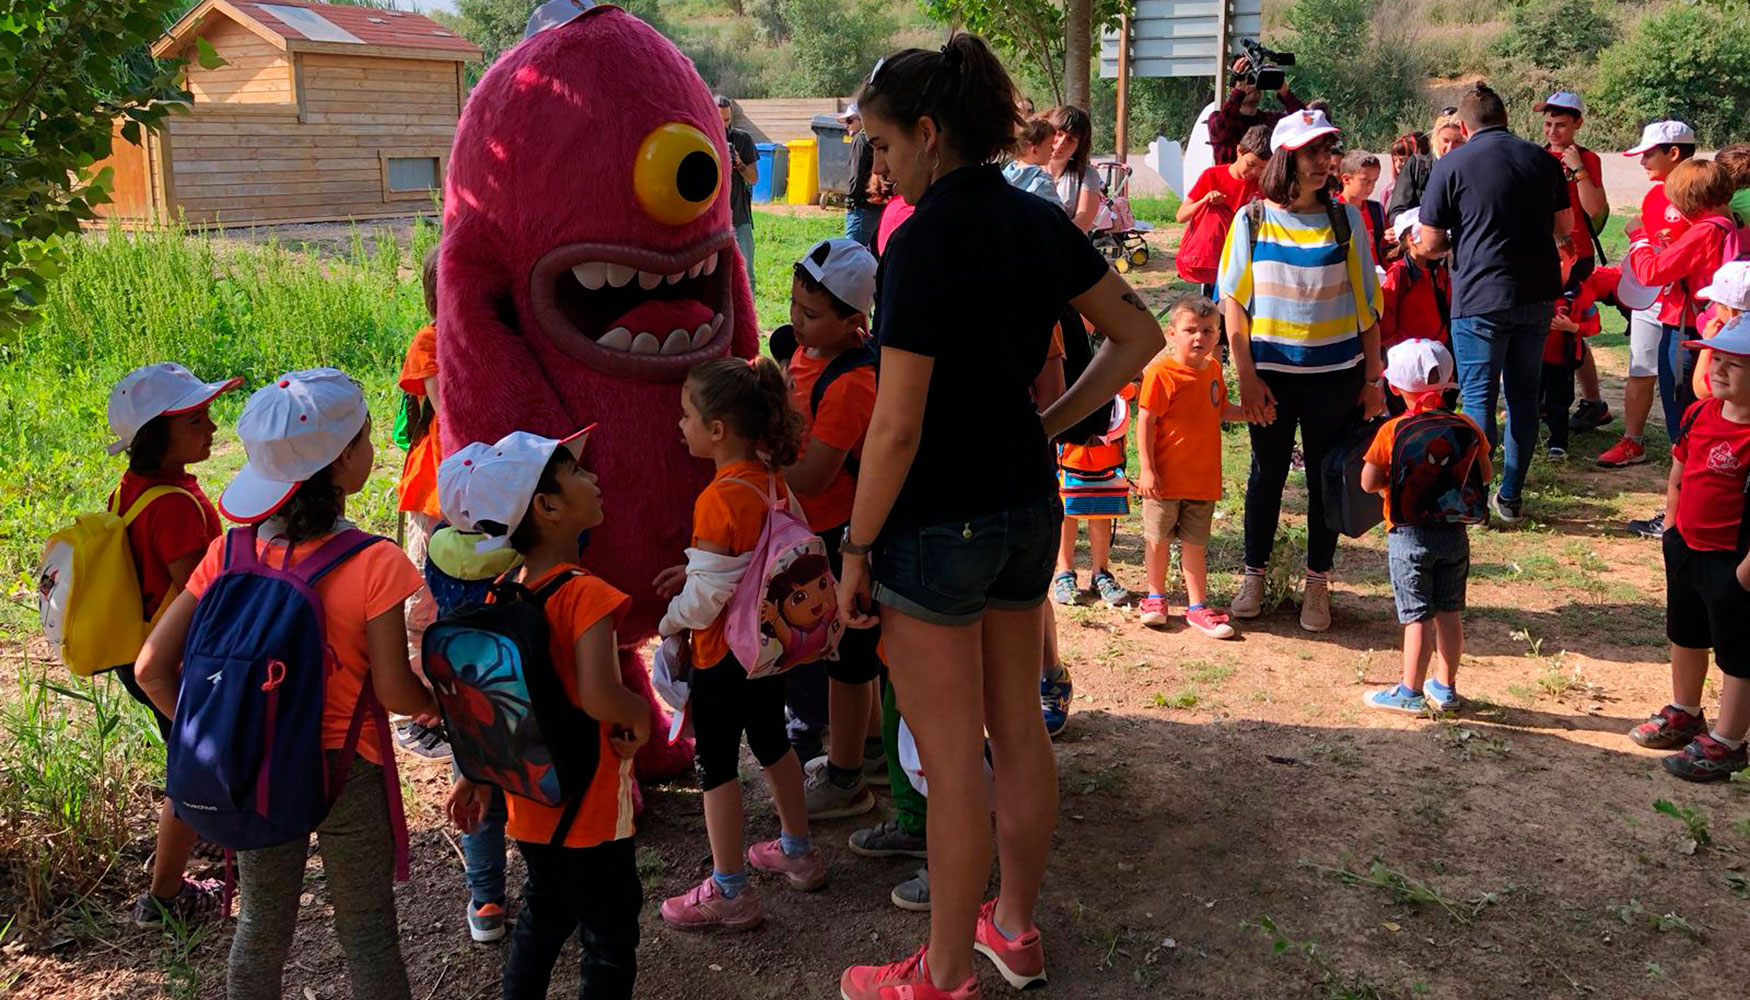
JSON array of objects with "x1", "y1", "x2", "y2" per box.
[
  {"x1": 1185, "y1": 605, "x2": 1237, "y2": 639},
  {"x1": 659, "y1": 875, "x2": 763, "y2": 932},
  {"x1": 1138, "y1": 595, "x2": 1168, "y2": 627},
  {"x1": 841, "y1": 947, "x2": 981, "y2": 1000},
  {"x1": 972, "y1": 899, "x2": 1047, "y2": 989},
  {"x1": 748, "y1": 838, "x2": 828, "y2": 891}
]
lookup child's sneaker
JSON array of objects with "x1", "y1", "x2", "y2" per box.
[
  {"x1": 1546, "y1": 446, "x2": 1567, "y2": 462},
  {"x1": 891, "y1": 867, "x2": 931, "y2": 912},
  {"x1": 467, "y1": 900, "x2": 507, "y2": 943},
  {"x1": 1627, "y1": 510, "x2": 1665, "y2": 539},
  {"x1": 1138, "y1": 595, "x2": 1169, "y2": 627},
  {"x1": 1049, "y1": 572, "x2": 1079, "y2": 606},
  {"x1": 849, "y1": 819, "x2": 928, "y2": 859},
  {"x1": 1662, "y1": 734, "x2": 1749, "y2": 782},
  {"x1": 1092, "y1": 571, "x2": 1130, "y2": 608},
  {"x1": 1596, "y1": 435, "x2": 1646, "y2": 468},
  {"x1": 1185, "y1": 605, "x2": 1236, "y2": 639},
  {"x1": 660, "y1": 875, "x2": 764, "y2": 932},
  {"x1": 1364, "y1": 684, "x2": 1427, "y2": 715},
  {"x1": 1231, "y1": 573, "x2": 1265, "y2": 619},
  {"x1": 803, "y1": 757, "x2": 877, "y2": 820},
  {"x1": 1571, "y1": 398, "x2": 1613, "y2": 432},
  {"x1": 393, "y1": 718, "x2": 452, "y2": 760},
  {"x1": 1630, "y1": 705, "x2": 1708, "y2": 749},
  {"x1": 1423, "y1": 678, "x2": 1461, "y2": 713},
  {"x1": 841, "y1": 947, "x2": 981, "y2": 1000},
  {"x1": 1040, "y1": 667, "x2": 1072, "y2": 739},
  {"x1": 973, "y1": 899, "x2": 1048, "y2": 989},
  {"x1": 863, "y1": 750, "x2": 890, "y2": 787},
  {"x1": 747, "y1": 839, "x2": 828, "y2": 891},
  {"x1": 130, "y1": 877, "x2": 223, "y2": 928},
  {"x1": 1490, "y1": 492, "x2": 1524, "y2": 526}
]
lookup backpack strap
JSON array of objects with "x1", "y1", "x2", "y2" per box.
[
  {"x1": 290, "y1": 530, "x2": 389, "y2": 586},
  {"x1": 332, "y1": 675, "x2": 411, "y2": 881},
  {"x1": 528, "y1": 568, "x2": 585, "y2": 608},
  {"x1": 112, "y1": 484, "x2": 200, "y2": 526},
  {"x1": 221, "y1": 525, "x2": 263, "y2": 573},
  {"x1": 809, "y1": 345, "x2": 876, "y2": 417}
]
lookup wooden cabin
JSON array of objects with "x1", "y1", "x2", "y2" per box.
[{"x1": 93, "y1": 0, "x2": 481, "y2": 227}]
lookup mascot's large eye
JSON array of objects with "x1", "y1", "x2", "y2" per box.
[{"x1": 634, "y1": 123, "x2": 721, "y2": 226}]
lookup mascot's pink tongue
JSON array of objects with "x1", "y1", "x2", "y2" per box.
[{"x1": 610, "y1": 299, "x2": 716, "y2": 340}]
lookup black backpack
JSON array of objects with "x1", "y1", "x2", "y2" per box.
[
  {"x1": 807, "y1": 343, "x2": 877, "y2": 476},
  {"x1": 1053, "y1": 304, "x2": 1116, "y2": 446}
]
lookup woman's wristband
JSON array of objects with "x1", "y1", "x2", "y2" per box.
[{"x1": 841, "y1": 533, "x2": 873, "y2": 557}]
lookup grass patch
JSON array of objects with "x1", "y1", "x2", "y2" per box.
[{"x1": 1130, "y1": 194, "x2": 1183, "y2": 230}]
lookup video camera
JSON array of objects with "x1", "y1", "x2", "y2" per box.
[{"x1": 1237, "y1": 38, "x2": 1295, "y2": 92}]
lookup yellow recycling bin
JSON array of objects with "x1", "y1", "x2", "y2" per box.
[{"x1": 785, "y1": 139, "x2": 819, "y2": 205}]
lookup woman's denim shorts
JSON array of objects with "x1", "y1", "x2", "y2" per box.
[{"x1": 871, "y1": 494, "x2": 1063, "y2": 627}]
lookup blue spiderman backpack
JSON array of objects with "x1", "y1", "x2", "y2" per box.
[
  {"x1": 167, "y1": 527, "x2": 408, "y2": 875},
  {"x1": 1387, "y1": 410, "x2": 1490, "y2": 527},
  {"x1": 421, "y1": 571, "x2": 603, "y2": 844}
]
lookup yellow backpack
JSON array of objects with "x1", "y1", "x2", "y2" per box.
[{"x1": 37, "y1": 486, "x2": 195, "y2": 677}]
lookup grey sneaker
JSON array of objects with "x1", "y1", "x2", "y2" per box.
[
  {"x1": 131, "y1": 877, "x2": 223, "y2": 928},
  {"x1": 803, "y1": 756, "x2": 876, "y2": 820},
  {"x1": 1049, "y1": 572, "x2": 1079, "y2": 606},
  {"x1": 847, "y1": 818, "x2": 928, "y2": 859},
  {"x1": 468, "y1": 900, "x2": 507, "y2": 943},
  {"x1": 863, "y1": 751, "x2": 890, "y2": 787},
  {"x1": 1092, "y1": 571, "x2": 1130, "y2": 608},
  {"x1": 1230, "y1": 573, "x2": 1265, "y2": 619},
  {"x1": 1490, "y1": 492, "x2": 1524, "y2": 526},
  {"x1": 394, "y1": 719, "x2": 452, "y2": 761},
  {"x1": 891, "y1": 868, "x2": 931, "y2": 912}
]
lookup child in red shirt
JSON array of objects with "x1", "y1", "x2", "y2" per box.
[
  {"x1": 1336, "y1": 150, "x2": 1386, "y2": 265},
  {"x1": 1539, "y1": 250, "x2": 1609, "y2": 459},
  {"x1": 1378, "y1": 209, "x2": 1451, "y2": 355},
  {"x1": 1175, "y1": 124, "x2": 1270, "y2": 291}
]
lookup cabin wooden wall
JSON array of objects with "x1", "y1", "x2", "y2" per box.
[{"x1": 184, "y1": 16, "x2": 293, "y2": 105}]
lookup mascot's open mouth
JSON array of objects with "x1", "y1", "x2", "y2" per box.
[{"x1": 528, "y1": 233, "x2": 736, "y2": 380}]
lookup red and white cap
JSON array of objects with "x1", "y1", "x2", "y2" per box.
[
  {"x1": 1533, "y1": 92, "x2": 1586, "y2": 116},
  {"x1": 106, "y1": 363, "x2": 242, "y2": 456},
  {"x1": 220, "y1": 368, "x2": 368, "y2": 523},
  {"x1": 1271, "y1": 108, "x2": 1339, "y2": 153},
  {"x1": 1623, "y1": 120, "x2": 1697, "y2": 156},
  {"x1": 1384, "y1": 338, "x2": 1457, "y2": 394},
  {"x1": 437, "y1": 426, "x2": 594, "y2": 552}
]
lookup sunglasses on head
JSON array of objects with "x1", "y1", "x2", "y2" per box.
[{"x1": 1439, "y1": 106, "x2": 1458, "y2": 117}]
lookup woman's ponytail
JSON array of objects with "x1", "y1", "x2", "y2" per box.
[{"x1": 858, "y1": 32, "x2": 1022, "y2": 167}]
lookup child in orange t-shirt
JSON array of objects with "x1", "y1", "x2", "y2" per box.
[
  {"x1": 438, "y1": 428, "x2": 649, "y2": 996},
  {"x1": 1137, "y1": 296, "x2": 1244, "y2": 638},
  {"x1": 133, "y1": 368, "x2": 438, "y2": 999},
  {"x1": 654, "y1": 357, "x2": 821, "y2": 932}
]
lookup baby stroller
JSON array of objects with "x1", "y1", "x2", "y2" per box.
[{"x1": 1090, "y1": 159, "x2": 1153, "y2": 273}]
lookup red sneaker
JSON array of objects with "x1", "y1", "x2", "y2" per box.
[
  {"x1": 1595, "y1": 436, "x2": 1647, "y2": 468},
  {"x1": 1185, "y1": 605, "x2": 1237, "y2": 639},
  {"x1": 972, "y1": 899, "x2": 1047, "y2": 989},
  {"x1": 840, "y1": 947, "x2": 980, "y2": 1000},
  {"x1": 1138, "y1": 595, "x2": 1168, "y2": 627},
  {"x1": 659, "y1": 875, "x2": 763, "y2": 932},
  {"x1": 748, "y1": 838, "x2": 828, "y2": 891},
  {"x1": 1630, "y1": 705, "x2": 1707, "y2": 750}
]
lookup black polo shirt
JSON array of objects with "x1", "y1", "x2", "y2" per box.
[
  {"x1": 1419, "y1": 126, "x2": 1568, "y2": 318},
  {"x1": 874, "y1": 164, "x2": 1110, "y2": 527}
]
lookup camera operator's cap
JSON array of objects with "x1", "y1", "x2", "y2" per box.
[
  {"x1": 1384, "y1": 339, "x2": 1457, "y2": 394},
  {"x1": 524, "y1": 0, "x2": 610, "y2": 38},
  {"x1": 1623, "y1": 120, "x2": 1697, "y2": 156},
  {"x1": 1698, "y1": 261, "x2": 1750, "y2": 312},
  {"x1": 220, "y1": 368, "x2": 367, "y2": 524},
  {"x1": 1271, "y1": 109, "x2": 1339, "y2": 153},
  {"x1": 1391, "y1": 208, "x2": 1421, "y2": 244},
  {"x1": 1684, "y1": 313, "x2": 1750, "y2": 357},
  {"x1": 438, "y1": 426, "x2": 595, "y2": 552},
  {"x1": 799, "y1": 237, "x2": 877, "y2": 317},
  {"x1": 1533, "y1": 92, "x2": 1587, "y2": 116},
  {"x1": 106, "y1": 363, "x2": 243, "y2": 456}
]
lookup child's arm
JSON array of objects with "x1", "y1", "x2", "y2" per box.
[
  {"x1": 1667, "y1": 458, "x2": 1683, "y2": 531},
  {"x1": 1360, "y1": 459, "x2": 1388, "y2": 494},
  {"x1": 1136, "y1": 408, "x2": 1160, "y2": 499},
  {"x1": 366, "y1": 604, "x2": 439, "y2": 718},
  {"x1": 785, "y1": 437, "x2": 849, "y2": 496},
  {"x1": 134, "y1": 590, "x2": 198, "y2": 719},
  {"x1": 1221, "y1": 401, "x2": 1246, "y2": 421},
  {"x1": 573, "y1": 618, "x2": 648, "y2": 737}
]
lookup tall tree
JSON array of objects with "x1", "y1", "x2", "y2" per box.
[
  {"x1": 1064, "y1": 0, "x2": 1091, "y2": 109},
  {"x1": 924, "y1": 0, "x2": 1120, "y2": 108}
]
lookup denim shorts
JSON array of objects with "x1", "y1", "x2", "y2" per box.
[
  {"x1": 872, "y1": 494, "x2": 1063, "y2": 626},
  {"x1": 1387, "y1": 525, "x2": 1470, "y2": 624}
]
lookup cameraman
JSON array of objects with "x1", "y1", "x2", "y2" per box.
[
  {"x1": 717, "y1": 94, "x2": 761, "y2": 291},
  {"x1": 1207, "y1": 53, "x2": 1304, "y2": 165}
]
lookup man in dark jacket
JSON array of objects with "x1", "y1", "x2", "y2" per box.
[{"x1": 842, "y1": 103, "x2": 881, "y2": 249}]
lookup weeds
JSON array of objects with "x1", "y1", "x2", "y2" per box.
[
  {"x1": 1261, "y1": 524, "x2": 1308, "y2": 614},
  {"x1": 1436, "y1": 723, "x2": 1513, "y2": 760},
  {"x1": 1653, "y1": 799, "x2": 1711, "y2": 853},
  {"x1": 1244, "y1": 915, "x2": 1397, "y2": 999},
  {"x1": 1152, "y1": 689, "x2": 1200, "y2": 710},
  {"x1": 1611, "y1": 898, "x2": 1705, "y2": 941},
  {"x1": 1302, "y1": 860, "x2": 1508, "y2": 926},
  {"x1": 156, "y1": 908, "x2": 210, "y2": 1000}
]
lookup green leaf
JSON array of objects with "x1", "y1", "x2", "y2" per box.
[
  {"x1": 194, "y1": 36, "x2": 226, "y2": 71},
  {"x1": 119, "y1": 121, "x2": 140, "y2": 146}
]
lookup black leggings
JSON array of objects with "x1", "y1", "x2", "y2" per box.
[
  {"x1": 1541, "y1": 359, "x2": 1578, "y2": 451},
  {"x1": 503, "y1": 837, "x2": 641, "y2": 1000},
  {"x1": 1243, "y1": 365, "x2": 1364, "y2": 574},
  {"x1": 693, "y1": 654, "x2": 794, "y2": 792}
]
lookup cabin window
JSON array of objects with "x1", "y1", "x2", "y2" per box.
[{"x1": 380, "y1": 152, "x2": 446, "y2": 201}]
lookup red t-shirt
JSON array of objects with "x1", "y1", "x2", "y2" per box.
[
  {"x1": 1546, "y1": 145, "x2": 1603, "y2": 259},
  {"x1": 1188, "y1": 164, "x2": 1258, "y2": 221},
  {"x1": 1641, "y1": 182, "x2": 1691, "y2": 248},
  {"x1": 1672, "y1": 398, "x2": 1750, "y2": 553},
  {"x1": 113, "y1": 470, "x2": 221, "y2": 619}
]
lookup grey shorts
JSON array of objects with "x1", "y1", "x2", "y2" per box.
[
  {"x1": 1387, "y1": 525, "x2": 1470, "y2": 624},
  {"x1": 1629, "y1": 308, "x2": 1661, "y2": 378}
]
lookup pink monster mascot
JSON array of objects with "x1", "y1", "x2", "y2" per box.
[{"x1": 438, "y1": 0, "x2": 759, "y2": 780}]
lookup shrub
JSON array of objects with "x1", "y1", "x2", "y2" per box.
[
  {"x1": 1276, "y1": 0, "x2": 1426, "y2": 148},
  {"x1": 1500, "y1": 0, "x2": 1615, "y2": 72},
  {"x1": 776, "y1": 0, "x2": 895, "y2": 97},
  {"x1": 1092, "y1": 76, "x2": 1213, "y2": 153},
  {"x1": 1593, "y1": 2, "x2": 1750, "y2": 147}
]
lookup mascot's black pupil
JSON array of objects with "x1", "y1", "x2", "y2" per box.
[{"x1": 677, "y1": 151, "x2": 717, "y2": 203}]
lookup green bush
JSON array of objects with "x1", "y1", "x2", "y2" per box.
[
  {"x1": 778, "y1": 0, "x2": 895, "y2": 97},
  {"x1": 1277, "y1": 0, "x2": 1426, "y2": 148},
  {"x1": 1593, "y1": 1, "x2": 1750, "y2": 147},
  {"x1": 1500, "y1": 0, "x2": 1615, "y2": 72},
  {"x1": 1091, "y1": 76, "x2": 1214, "y2": 153}
]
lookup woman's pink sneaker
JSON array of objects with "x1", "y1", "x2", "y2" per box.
[
  {"x1": 972, "y1": 899, "x2": 1047, "y2": 989},
  {"x1": 747, "y1": 838, "x2": 828, "y2": 891},
  {"x1": 840, "y1": 947, "x2": 981, "y2": 1000},
  {"x1": 1185, "y1": 605, "x2": 1237, "y2": 639},
  {"x1": 659, "y1": 875, "x2": 763, "y2": 932}
]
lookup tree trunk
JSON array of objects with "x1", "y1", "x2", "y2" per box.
[{"x1": 1064, "y1": 0, "x2": 1092, "y2": 110}]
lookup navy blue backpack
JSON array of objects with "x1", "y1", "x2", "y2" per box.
[{"x1": 167, "y1": 527, "x2": 408, "y2": 874}]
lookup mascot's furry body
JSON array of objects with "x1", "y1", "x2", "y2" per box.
[{"x1": 438, "y1": 5, "x2": 758, "y2": 780}]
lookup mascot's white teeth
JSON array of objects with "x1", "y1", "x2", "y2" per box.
[
  {"x1": 571, "y1": 253, "x2": 719, "y2": 293},
  {"x1": 594, "y1": 314, "x2": 726, "y2": 354}
]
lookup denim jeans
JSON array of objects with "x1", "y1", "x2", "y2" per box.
[
  {"x1": 1657, "y1": 323, "x2": 1699, "y2": 440},
  {"x1": 1450, "y1": 302, "x2": 1554, "y2": 504},
  {"x1": 1386, "y1": 525, "x2": 1470, "y2": 624},
  {"x1": 845, "y1": 204, "x2": 882, "y2": 249},
  {"x1": 453, "y1": 761, "x2": 508, "y2": 907},
  {"x1": 734, "y1": 222, "x2": 755, "y2": 296}
]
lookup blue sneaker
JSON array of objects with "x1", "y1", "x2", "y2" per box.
[
  {"x1": 1424, "y1": 679, "x2": 1461, "y2": 713},
  {"x1": 1041, "y1": 666, "x2": 1073, "y2": 738},
  {"x1": 1049, "y1": 572, "x2": 1079, "y2": 606},
  {"x1": 1364, "y1": 684, "x2": 1427, "y2": 715}
]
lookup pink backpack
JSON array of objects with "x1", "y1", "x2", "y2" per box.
[{"x1": 723, "y1": 474, "x2": 843, "y2": 679}]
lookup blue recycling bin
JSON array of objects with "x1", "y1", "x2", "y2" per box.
[{"x1": 751, "y1": 142, "x2": 789, "y2": 204}]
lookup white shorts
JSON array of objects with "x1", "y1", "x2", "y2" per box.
[{"x1": 1628, "y1": 308, "x2": 1661, "y2": 378}]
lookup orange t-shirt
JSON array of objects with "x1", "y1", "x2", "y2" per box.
[
  {"x1": 1137, "y1": 356, "x2": 1226, "y2": 501},
  {"x1": 495, "y1": 565, "x2": 636, "y2": 849},
  {"x1": 185, "y1": 529, "x2": 424, "y2": 765},
  {"x1": 787, "y1": 348, "x2": 876, "y2": 533},
  {"x1": 691, "y1": 460, "x2": 790, "y2": 669},
  {"x1": 397, "y1": 324, "x2": 443, "y2": 518},
  {"x1": 1363, "y1": 410, "x2": 1492, "y2": 531}
]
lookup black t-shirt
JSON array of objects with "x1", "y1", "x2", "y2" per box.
[
  {"x1": 726, "y1": 126, "x2": 758, "y2": 227},
  {"x1": 874, "y1": 164, "x2": 1110, "y2": 527},
  {"x1": 1419, "y1": 126, "x2": 1567, "y2": 318},
  {"x1": 848, "y1": 132, "x2": 875, "y2": 210}
]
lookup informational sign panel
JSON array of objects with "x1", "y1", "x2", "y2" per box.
[{"x1": 1099, "y1": 0, "x2": 1262, "y2": 79}]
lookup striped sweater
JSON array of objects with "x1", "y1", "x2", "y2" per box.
[{"x1": 1216, "y1": 201, "x2": 1383, "y2": 374}]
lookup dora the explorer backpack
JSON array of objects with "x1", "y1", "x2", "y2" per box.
[
  {"x1": 166, "y1": 527, "x2": 409, "y2": 879},
  {"x1": 421, "y1": 571, "x2": 604, "y2": 843},
  {"x1": 1386, "y1": 411, "x2": 1490, "y2": 527},
  {"x1": 37, "y1": 485, "x2": 197, "y2": 677},
  {"x1": 723, "y1": 475, "x2": 843, "y2": 679}
]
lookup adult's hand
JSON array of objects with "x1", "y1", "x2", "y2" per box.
[
  {"x1": 838, "y1": 553, "x2": 878, "y2": 629},
  {"x1": 1239, "y1": 371, "x2": 1277, "y2": 424},
  {"x1": 1360, "y1": 381, "x2": 1386, "y2": 419}
]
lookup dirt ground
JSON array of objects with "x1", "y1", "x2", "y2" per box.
[{"x1": 6, "y1": 227, "x2": 1750, "y2": 999}]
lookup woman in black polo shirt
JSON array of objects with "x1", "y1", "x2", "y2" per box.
[{"x1": 834, "y1": 34, "x2": 1163, "y2": 1000}]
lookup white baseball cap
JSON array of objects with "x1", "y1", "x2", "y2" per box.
[
  {"x1": 106, "y1": 363, "x2": 242, "y2": 456},
  {"x1": 798, "y1": 237, "x2": 876, "y2": 317},
  {"x1": 1391, "y1": 208, "x2": 1421, "y2": 244},
  {"x1": 1698, "y1": 260, "x2": 1750, "y2": 311},
  {"x1": 1271, "y1": 108, "x2": 1339, "y2": 153},
  {"x1": 220, "y1": 369, "x2": 369, "y2": 523},
  {"x1": 1623, "y1": 119, "x2": 1697, "y2": 156},
  {"x1": 438, "y1": 427, "x2": 594, "y2": 552},
  {"x1": 1534, "y1": 92, "x2": 1587, "y2": 116},
  {"x1": 836, "y1": 101, "x2": 860, "y2": 122},
  {"x1": 1384, "y1": 338, "x2": 1457, "y2": 394}
]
